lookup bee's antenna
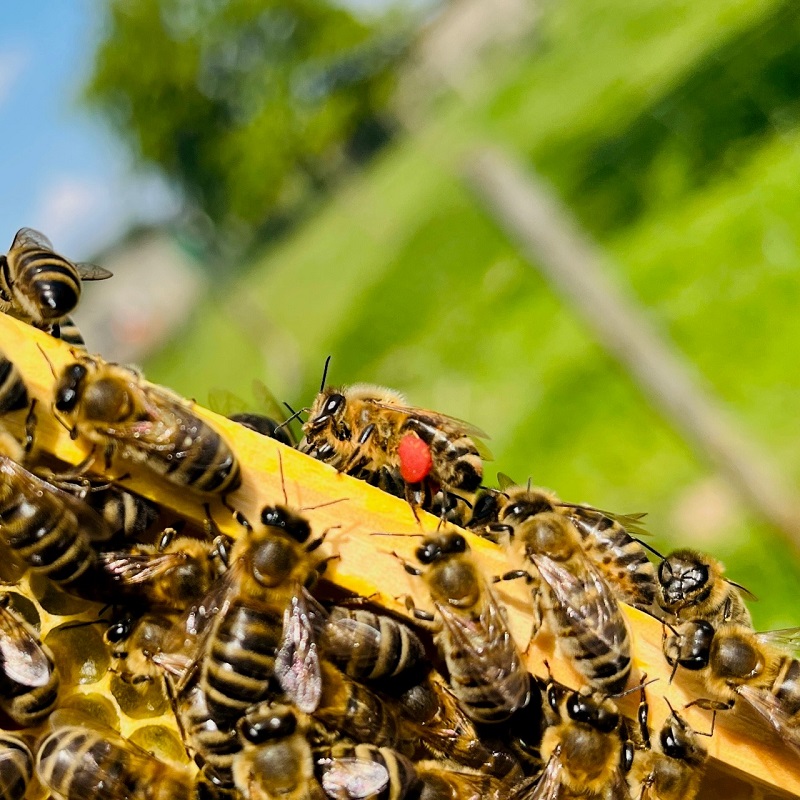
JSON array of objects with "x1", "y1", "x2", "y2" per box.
[
  {"x1": 299, "y1": 497, "x2": 349, "y2": 512},
  {"x1": 37, "y1": 343, "x2": 58, "y2": 379},
  {"x1": 320, "y1": 355, "x2": 332, "y2": 392},
  {"x1": 635, "y1": 538, "x2": 665, "y2": 559},
  {"x1": 609, "y1": 676, "x2": 658, "y2": 700},
  {"x1": 370, "y1": 531, "x2": 426, "y2": 538},
  {"x1": 277, "y1": 450, "x2": 289, "y2": 506},
  {"x1": 276, "y1": 403, "x2": 304, "y2": 432}
]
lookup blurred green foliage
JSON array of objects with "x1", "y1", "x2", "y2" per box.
[
  {"x1": 85, "y1": 0, "x2": 404, "y2": 238},
  {"x1": 147, "y1": 0, "x2": 800, "y2": 627}
]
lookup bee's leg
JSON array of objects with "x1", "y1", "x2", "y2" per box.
[
  {"x1": 338, "y1": 424, "x2": 375, "y2": 475},
  {"x1": 636, "y1": 676, "x2": 651, "y2": 750},
  {"x1": 619, "y1": 718, "x2": 636, "y2": 774},
  {"x1": 494, "y1": 569, "x2": 541, "y2": 652},
  {"x1": 23, "y1": 398, "x2": 37, "y2": 456},
  {"x1": 55, "y1": 447, "x2": 98, "y2": 479},
  {"x1": 684, "y1": 698, "x2": 730, "y2": 736},
  {"x1": 403, "y1": 483, "x2": 422, "y2": 525},
  {"x1": 316, "y1": 552, "x2": 342, "y2": 577},
  {"x1": 156, "y1": 526, "x2": 182, "y2": 551},
  {"x1": 399, "y1": 592, "x2": 437, "y2": 626},
  {"x1": 334, "y1": 592, "x2": 379, "y2": 607},
  {"x1": 104, "y1": 444, "x2": 115, "y2": 471},
  {"x1": 163, "y1": 672, "x2": 193, "y2": 762}
]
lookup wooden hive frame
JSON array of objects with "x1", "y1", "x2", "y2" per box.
[{"x1": 0, "y1": 311, "x2": 797, "y2": 800}]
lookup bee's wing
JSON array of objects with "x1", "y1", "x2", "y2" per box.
[
  {"x1": 532, "y1": 554, "x2": 628, "y2": 655},
  {"x1": 97, "y1": 550, "x2": 184, "y2": 585},
  {"x1": 252, "y1": 378, "x2": 289, "y2": 422},
  {"x1": 74, "y1": 262, "x2": 113, "y2": 281},
  {"x1": 755, "y1": 628, "x2": 800, "y2": 655},
  {"x1": 522, "y1": 753, "x2": 565, "y2": 800},
  {"x1": 559, "y1": 502, "x2": 650, "y2": 537},
  {"x1": 208, "y1": 388, "x2": 247, "y2": 417},
  {"x1": 11, "y1": 227, "x2": 53, "y2": 251},
  {"x1": 368, "y1": 400, "x2": 491, "y2": 441},
  {"x1": 152, "y1": 560, "x2": 241, "y2": 687},
  {"x1": 737, "y1": 684, "x2": 800, "y2": 755},
  {"x1": 0, "y1": 604, "x2": 52, "y2": 687},
  {"x1": 275, "y1": 586, "x2": 325, "y2": 713},
  {"x1": 497, "y1": 472, "x2": 518, "y2": 490},
  {"x1": 97, "y1": 386, "x2": 195, "y2": 453},
  {"x1": 1, "y1": 458, "x2": 110, "y2": 543},
  {"x1": 435, "y1": 581, "x2": 528, "y2": 703},
  {"x1": 320, "y1": 758, "x2": 389, "y2": 799}
]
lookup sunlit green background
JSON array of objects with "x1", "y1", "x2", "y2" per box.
[{"x1": 75, "y1": 0, "x2": 800, "y2": 628}]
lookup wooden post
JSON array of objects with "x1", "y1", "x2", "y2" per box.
[{"x1": 465, "y1": 145, "x2": 800, "y2": 550}]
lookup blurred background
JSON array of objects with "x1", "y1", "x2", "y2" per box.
[{"x1": 5, "y1": 0, "x2": 800, "y2": 628}]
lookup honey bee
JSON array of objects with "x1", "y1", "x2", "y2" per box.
[
  {"x1": 0, "y1": 351, "x2": 28, "y2": 416},
  {"x1": 396, "y1": 531, "x2": 530, "y2": 724},
  {"x1": 0, "y1": 430, "x2": 107, "y2": 591},
  {"x1": 394, "y1": 667, "x2": 524, "y2": 781},
  {"x1": 233, "y1": 703, "x2": 326, "y2": 800},
  {"x1": 157, "y1": 503, "x2": 329, "y2": 724},
  {"x1": 36, "y1": 720, "x2": 193, "y2": 800},
  {"x1": 0, "y1": 733, "x2": 33, "y2": 800},
  {"x1": 663, "y1": 621, "x2": 800, "y2": 754},
  {"x1": 315, "y1": 660, "x2": 401, "y2": 749},
  {"x1": 493, "y1": 509, "x2": 632, "y2": 695},
  {"x1": 473, "y1": 480, "x2": 657, "y2": 611},
  {"x1": 0, "y1": 227, "x2": 112, "y2": 333},
  {"x1": 97, "y1": 530, "x2": 224, "y2": 610},
  {"x1": 656, "y1": 549, "x2": 754, "y2": 628},
  {"x1": 301, "y1": 369, "x2": 489, "y2": 514},
  {"x1": 104, "y1": 613, "x2": 174, "y2": 686},
  {"x1": 32, "y1": 471, "x2": 160, "y2": 543},
  {"x1": 320, "y1": 606, "x2": 426, "y2": 683},
  {"x1": 52, "y1": 353, "x2": 240, "y2": 495},
  {"x1": 520, "y1": 683, "x2": 629, "y2": 800},
  {"x1": 0, "y1": 593, "x2": 59, "y2": 726},
  {"x1": 628, "y1": 690, "x2": 707, "y2": 800},
  {"x1": 89, "y1": 483, "x2": 160, "y2": 540},
  {"x1": 179, "y1": 684, "x2": 241, "y2": 790}
]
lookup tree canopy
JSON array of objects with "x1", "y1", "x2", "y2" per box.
[{"x1": 85, "y1": 0, "x2": 404, "y2": 240}]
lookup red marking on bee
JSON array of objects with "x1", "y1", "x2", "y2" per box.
[{"x1": 398, "y1": 434, "x2": 433, "y2": 483}]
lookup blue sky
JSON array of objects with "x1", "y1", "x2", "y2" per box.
[{"x1": 0, "y1": 2, "x2": 177, "y2": 260}]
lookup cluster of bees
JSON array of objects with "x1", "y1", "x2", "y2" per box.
[{"x1": 0, "y1": 227, "x2": 795, "y2": 800}]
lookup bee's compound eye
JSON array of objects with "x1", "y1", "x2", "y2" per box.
[
  {"x1": 261, "y1": 506, "x2": 285, "y2": 527},
  {"x1": 416, "y1": 543, "x2": 440, "y2": 564},
  {"x1": 55, "y1": 364, "x2": 87, "y2": 411},
  {"x1": 324, "y1": 394, "x2": 345, "y2": 415},
  {"x1": 566, "y1": 692, "x2": 588, "y2": 722},
  {"x1": 661, "y1": 722, "x2": 686, "y2": 759},
  {"x1": 684, "y1": 565, "x2": 709, "y2": 591},
  {"x1": 448, "y1": 534, "x2": 467, "y2": 553},
  {"x1": 105, "y1": 620, "x2": 131, "y2": 643}
]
